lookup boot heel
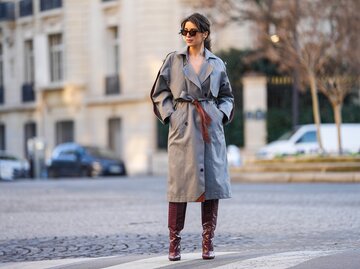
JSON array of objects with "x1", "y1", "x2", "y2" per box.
[{"x1": 168, "y1": 254, "x2": 181, "y2": 261}]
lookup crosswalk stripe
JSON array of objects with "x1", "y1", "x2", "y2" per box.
[
  {"x1": 212, "y1": 250, "x2": 337, "y2": 269},
  {"x1": 0, "y1": 257, "x2": 97, "y2": 269},
  {"x1": 104, "y1": 252, "x2": 238, "y2": 269},
  {"x1": 0, "y1": 250, "x2": 340, "y2": 269}
]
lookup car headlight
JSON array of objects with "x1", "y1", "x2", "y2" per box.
[{"x1": 91, "y1": 161, "x2": 103, "y2": 173}]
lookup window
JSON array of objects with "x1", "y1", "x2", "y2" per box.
[
  {"x1": 48, "y1": 34, "x2": 63, "y2": 82},
  {"x1": 57, "y1": 149, "x2": 79, "y2": 161},
  {"x1": 105, "y1": 26, "x2": 120, "y2": 94},
  {"x1": 105, "y1": 75, "x2": 119, "y2": 95},
  {"x1": 107, "y1": 26, "x2": 119, "y2": 75},
  {"x1": 56, "y1": 120, "x2": 74, "y2": 145},
  {"x1": 0, "y1": 2, "x2": 15, "y2": 21},
  {"x1": 296, "y1": 131, "x2": 317, "y2": 143},
  {"x1": 108, "y1": 118, "x2": 122, "y2": 158},
  {"x1": 24, "y1": 122, "x2": 36, "y2": 158},
  {"x1": 24, "y1": 40, "x2": 34, "y2": 83},
  {"x1": 0, "y1": 124, "x2": 5, "y2": 150},
  {"x1": 19, "y1": 0, "x2": 33, "y2": 17},
  {"x1": 40, "y1": 0, "x2": 62, "y2": 12},
  {"x1": 23, "y1": 40, "x2": 35, "y2": 102},
  {"x1": 0, "y1": 43, "x2": 3, "y2": 104}
]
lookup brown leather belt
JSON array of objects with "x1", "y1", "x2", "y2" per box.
[{"x1": 176, "y1": 98, "x2": 212, "y2": 143}]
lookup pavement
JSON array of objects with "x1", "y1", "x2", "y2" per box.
[
  {"x1": 1, "y1": 249, "x2": 360, "y2": 269},
  {"x1": 1, "y1": 176, "x2": 360, "y2": 268}
]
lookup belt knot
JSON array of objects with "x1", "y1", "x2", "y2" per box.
[{"x1": 192, "y1": 100, "x2": 211, "y2": 143}]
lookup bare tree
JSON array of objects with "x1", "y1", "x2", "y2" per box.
[
  {"x1": 194, "y1": 0, "x2": 360, "y2": 155},
  {"x1": 316, "y1": 0, "x2": 360, "y2": 154}
]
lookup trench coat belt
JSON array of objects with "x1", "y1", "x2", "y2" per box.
[{"x1": 175, "y1": 97, "x2": 212, "y2": 143}]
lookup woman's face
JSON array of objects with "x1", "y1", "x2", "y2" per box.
[{"x1": 182, "y1": 21, "x2": 208, "y2": 48}]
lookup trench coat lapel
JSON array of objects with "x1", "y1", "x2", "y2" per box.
[
  {"x1": 199, "y1": 61, "x2": 213, "y2": 85},
  {"x1": 183, "y1": 62, "x2": 202, "y2": 90},
  {"x1": 178, "y1": 46, "x2": 214, "y2": 90}
]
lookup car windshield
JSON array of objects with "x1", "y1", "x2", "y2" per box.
[
  {"x1": 276, "y1": 127, "x2": 299, "y2": 141},
  {"x1": 52, "y1": 144, "x2": 79, "y2": 158},
  {"x1": 84, "y1": 147, "x2": 118, "y2": 160}
]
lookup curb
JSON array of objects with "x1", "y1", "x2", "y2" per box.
[{"x1": 230, "y1": 172, "x2": 360, "y2": 183}]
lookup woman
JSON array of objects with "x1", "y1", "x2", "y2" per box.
[{"x1": 151, "y1": 13, "x2": 234, "y2": 261}]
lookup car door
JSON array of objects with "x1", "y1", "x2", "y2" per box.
[{"x1": 55, "y1": 149, "x2": 82, "y2": 176}]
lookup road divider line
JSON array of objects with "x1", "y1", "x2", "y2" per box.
[{"x1": 0, "y1": 257, "x2": 98, "y2": 269}]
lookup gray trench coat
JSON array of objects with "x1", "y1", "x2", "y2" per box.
[{"x1": 151, "y1": 47, "x2": 234, "y2": 202}]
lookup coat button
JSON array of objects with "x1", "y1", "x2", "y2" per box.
[
  {"x1": 185, "y1": 122, "x2": 188, "y2": 126},
  {"x1": 204, "y1": 93, "x2": 208, "y2": 97},
  {"x1": 200, "y1": 168, "x2": 204, "y2": 172}
]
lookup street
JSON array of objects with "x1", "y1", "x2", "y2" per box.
[{"x1": 0, "y1": 176, "x2": 360, "y2": 268}]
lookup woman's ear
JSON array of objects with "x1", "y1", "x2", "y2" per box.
[{"x1": 203, "y1": 31, "x2": 209, "y2": 40}]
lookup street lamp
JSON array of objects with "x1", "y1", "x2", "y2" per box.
[{"x1": 270, "y1": 34, "x2": 280, "y2": 43}]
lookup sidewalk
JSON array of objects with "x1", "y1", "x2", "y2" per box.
[
  {"x1": 230, "y1": 171, "x2": 360, "y2": 183},
  {"x1": 1, "y1": 249, "x2": 359, "y2": 269}
]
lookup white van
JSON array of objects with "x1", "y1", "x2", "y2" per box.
[{"x1": 257, "y1": 124, "x2": 360, "y2": 158}]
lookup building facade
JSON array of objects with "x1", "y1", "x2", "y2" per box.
[{"x1": 0, "y1": 0, "x2": 254, "y2": 175}]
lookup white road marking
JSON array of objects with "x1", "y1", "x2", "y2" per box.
[
  {"x1": 213, "y1": 251, "x2": 337, "y2": 269},
  {"x1": 105, "y1": 252, "x2": 237, "y2": 269},
  {"x1": 0, "y1": 257, "x2": 98, "y2": 269},
  {"x1": 0, "y1": 250, "x2": 340, "y2": 269}
]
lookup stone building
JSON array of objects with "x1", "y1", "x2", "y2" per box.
[{"x1": 0, "y1": 0, "x2": 256, "y2": 175}]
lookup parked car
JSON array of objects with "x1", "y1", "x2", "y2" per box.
[
  {"x1": 257, "y1": 124, "x2": 360, "y2": 159},
  {"x1": 0, "y1": 151, "x2": 30, "y2": 181},
  {"x1": 227, "y1": 145, "x2": 242, "y2": 167},
  {"x1": 47, "y1": 143, "x2": 127, "y2": 178}
]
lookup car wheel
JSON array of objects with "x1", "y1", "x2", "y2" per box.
[
  {"x1": 80, "y1": 168, "x2": 91, "y2": 178},
  {"x1": 48, "y1": 169, "x2": 58, "y2": 179}
]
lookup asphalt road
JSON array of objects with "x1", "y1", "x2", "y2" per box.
[{"x1": 0, "y1": 176, "x2": 360, "y2": 268}]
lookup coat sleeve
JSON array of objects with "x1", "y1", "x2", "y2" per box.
[
  {"x1": 150, "y1": 53, "x2": 174, "y2": 124},
  {"x1": 217, "y1": 60, "x2": 234, "y2": 125}
]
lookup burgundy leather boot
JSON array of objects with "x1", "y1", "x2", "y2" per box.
[
  {"x1": 168, "y1": 202, "x2": 187, "y2": 261},
  {"x1": 201, "y1": 199, "x2": 219, "y2": 260}
]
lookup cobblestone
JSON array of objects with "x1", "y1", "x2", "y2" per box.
[{"x1": 1, "y1": 177, "x2": 360, "y2": 263}]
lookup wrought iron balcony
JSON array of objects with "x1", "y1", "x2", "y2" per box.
[
  {"x1": 40, "y1": 0, "x2": 62, "y2": 12},
  {"x1": 0, "y1": 2, "x2": 15, "y2": 21},
  {"x1": 19, "y1": 0, "x2": 33, "y2": 17},
  {"x1": 105, "y1": 75, "x2": 120, "y2": 95},
  {"x1": 22, "y1": 83, "x2": 35, "y2": 102}
]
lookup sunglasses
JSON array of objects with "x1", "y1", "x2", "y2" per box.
[{"x1": 179, "y1": 29, "x2": 200, "y2": 37}]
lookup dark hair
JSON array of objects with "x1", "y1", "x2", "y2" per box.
[{"x1": 181, "y1": 13, "x2": 212, "y2": 52}]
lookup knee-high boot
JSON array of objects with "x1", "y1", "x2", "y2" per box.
[
  {"x1": 201, "y1": 199, "x2": 219, "y2": 260},
  {"x1": 168, "y1": 202, "x2": 187, "y2": 261}
]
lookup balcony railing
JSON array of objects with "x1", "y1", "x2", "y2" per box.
[
  {"x1": 105, "y1": 75, "x2": 120, "y2": 95},
  {"x1": 40, "y1": 0, "x2": 62, "y2": 12},
  {"x1": 22, "y1": 83, "x2": 35, "y2": 102},
  {"x1": 0, "y1": 86, "x2": 4, "y2": 104},
  {"x1": 0, "y1": 2, "x2": 15, "y2": 21},
  {"x1": 19, "y1": 0, "x2": 33, "y2": 17}
]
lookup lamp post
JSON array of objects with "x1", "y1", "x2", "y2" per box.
[{"x1": 269, "y1": 12, "x2": 300, "y2": 131}]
